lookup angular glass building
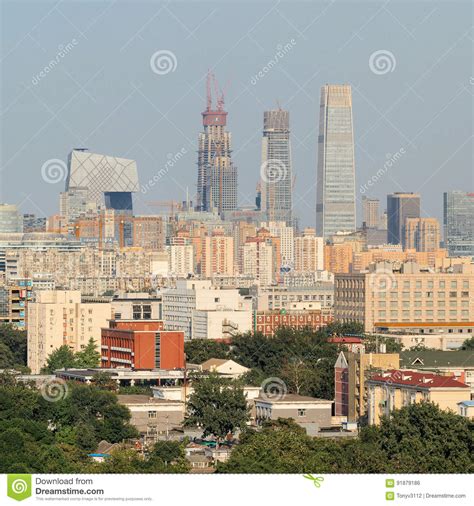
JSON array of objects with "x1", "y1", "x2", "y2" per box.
[
  {"x1": 316, "y1": 85, "x2": 356, "y2": 239},
  {"x1": 66, "y1": 149, "x2": 139, "y2": 213},
  {"x1": 443, "y1": 191, "x2": 474, "y2": 257},
  {"x1": 387, "y1": 192, "x2": 421, "y2": 247},
  {"x1": 260, "y1": 109, "x2": 293, "y2": 226}
]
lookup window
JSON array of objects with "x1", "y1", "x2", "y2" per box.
[
  {"x1": 148, "y1": 411, "x2": 157, "y2": 419},
  {"x1": 450, "y1": 281, "x2": 457, "y2": 289},
  {"x1": 297, "y1": 409, "x2": 306, "y2": 417},
  {"x1": 449, "y1": 291, "x2": 457, "y2": 298},
  {"x1": 439, "y1": 281, "x2": 445, "y2": 288},
  {"x1": 416, "y1": 281, "x2": 422, "y2": 289}
]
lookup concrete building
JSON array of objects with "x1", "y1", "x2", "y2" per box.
[
  {"x1": 266, "y1": 221, "x2": 294, "y2": 269},
  {"x1": 457, "y1": 400, "x2": 474, "y2": 419},
  {"x1": 242, "y1": 234, "x2": 277, "y2": 286},
  {"x1": 162, "y1": 279, "x2": 252, "y2": 340},
  {"x1": 334, "y1": 351, "x2": 400, "y2": 422},
  {"x1": 200, "y1": 358, "x2": 250, "y2": 378},
  {"x1": 111, "y1": 294, "x2": 162, "y2": 321},
  {"x1": 168, "y1": 244, "x2": 194, "y2": 277},
  {"x1": 27, "y1": 290, "x2": 111, "y2": 373},
  {"x1": 254, "y1": 305, "x2": 333, "y2": 337},
  {"x1": 366, "y1": 370, "x2": 470, "y2": 425},
  {"x1": 294, "y1": 228, "x2": 324, "y2": 273},
  {"x1": 404, "y1": 217, "x2": 440, "y2": 252},
  {"x1": 0, "y1": 281, "x2": 32, "y2": 329},
  {"x1": 201, "y1": 230, "x2": 234, "y2": 278},
  {"x1": 334, "y1": 262, "x2": 474, "y2": 332},
  {"x1": 255, "y1": 394, "x2": 332, "y2": 433},
  {"x1": 260, "y1": 109, "x2": 293, "y2": 225},
  {"x1": 443, "y1": 191, "x2": 474, "y2": 258},
  {"x1": 387, "y1": 193, "x2": 421, "y2": 246},
  {"x1": 252, "y1": 284, "x2": 334, "y2": 312},
  {"x1": 362, "y1": 197, "x2": 380, "y2": 228},
  {"x1": 117, "y1": 395, "x2": 184, "y2": 434},
  {"x1": 316, "y1": 84, "x2": 356, "y2": 239},
  {"x1": 0, "y1": 204, "x2": 23, "y2": 233},
  {"x1": 66, "y1": 149, "x2": 139, "y2": 213},
  {"x1": 132, "y1": 216, "x2": 165, "y2": 251}
]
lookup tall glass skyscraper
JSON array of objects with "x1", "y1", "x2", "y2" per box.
[
  {"x1": 387, "y1": 192, "x2": 421, "y2": 247},
  {"x1": 443, "y1": 191, "x2": 474, "y2": 257},
  {"x1": 260, "y1": 109, "x2": 293, "y2": 225},
  {"x1": 316, "y1": 84, "x2": 356, "y2": 239}
]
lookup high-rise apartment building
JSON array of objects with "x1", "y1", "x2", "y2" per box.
[
  {"x1": 201, "y1": 229, "x2": 234, "y2": 278},
  {"x1": 168, "y1": 244, "x2": 194, "y2": 277},
  {"x1": 266, "y1": 221, "x2": 294, "y2": 269},
  {"x1": 66, "y1": 149, "x2": 139, "y2": 213},
  {"x1": 316, "y1": 84, "x2": 356, "y2": 239},
  {"x1": 443, "y1": 191, "x2": 474, "y2": 257},
  {"x1": 260, "y1": 110, "x2": 293, "y2": 225},
  {"x1": 404, "y1": 217, "x2": 440, "y2": 252},
  {"x1": 196, "y1": 72, "x2": 237, "y2": 215},
  {"x1": 294, "y1": 227, "x2": 324, "y2": 272},
  {"x1": 27, "y1": 290, "x2": 111, "y2": 373},
  {"x1": 387, "y1": 192, "x2": 420, "y2": 246},
  {"x1": 362, "y1": 197, "x2": 380, "y2": 228}
]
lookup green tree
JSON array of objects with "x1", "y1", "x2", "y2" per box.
[
  {"x1": 41, "y1": 345, "x2": 76, "y2": 373},
  {"x1": 0, "y1": 324, "x2": 27, "y2": 368},
  {"x1": 184, "y1": 339, "x2": 229, "y2": 363},
  {"x1": 461, "y1": 336, "x2": 474, "y2": 350},
  {"x1": 75, "y1": 338, "x2": 101, "y2": 368},
  {"x1": 185, "y1": 373, "x2": 249, "y2": 438}
]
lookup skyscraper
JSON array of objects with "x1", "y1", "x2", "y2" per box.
[
  {"x1": 387, "y1": 193, "x2": 421, "y2": 246},
  {"x1": 404, "y1": 217, "x2": 440, "y2": 252},
  {"x1": 443, "y1": 191, "x2": 474, "y2": 257},
  {"x1": 196, "y1": 72, "x2": 237, "y2": 215},
  {"x1": 362, "y1": 197, "x2": 380, "y2": 228},
  {"x1": 260, "y1": 109, "x2": 293, "y2": 225},
  {"x1": 316, "y1": 84, "x2": 356, "y2": 239},
  {"x1": 0, "y1": 204, "x2": 23, "y2": 233},
  {"x1": 66, "y1": 149, "x2": 139, "y2": 213}
]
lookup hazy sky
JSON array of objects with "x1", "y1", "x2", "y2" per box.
[{"x1": 1, "y1": 0, "x2": 473, "y2": 229}]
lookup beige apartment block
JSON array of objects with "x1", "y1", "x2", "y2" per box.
[
  {"x1": 335, "y1": 262, "x2": 474, "y2": 332},
  {"x1": 366, "y1": 370, "x2": 470, "y2": 425},
  {"x1": 404, "y1": 217, "x2": 441, "y2": 252},
  {"x1": 294, "y1": 228, "x2": 324, "y2": 272},
  {"x1": 201, "y1": 230, "x2": 234, "y2": 277},
  {"x1": 27, "y1": 290, "x2": 111, "y2": 373}
]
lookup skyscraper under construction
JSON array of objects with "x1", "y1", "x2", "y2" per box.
[{"x1": 196, "y1": 72, "x2": 237, "y2": 215}]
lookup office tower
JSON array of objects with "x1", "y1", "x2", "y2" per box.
[
  {"x1": 387, "y1": 193, "x2": 421, "y2": 246},
  {"x1": 196, "y1": 72, "x2": 237, "y2": 215},
  {"x1": 22, "y1": 214, "x2": 46, "y2": 233},
  {"x1": 260, "y1": 109, "x2": 293, "y2": 225},
  {"x1": 316, "y1": 84, "x2": 356, "y2": 239},
  {"x1": 362, "y1": 197, "x2": 380, "y2": 228},
  {"x1": 66, "y1": 149, "x2": 139, "y2": 213},
  {"x1": 0, "y1": 204, "x2": 22, "y2": 233},
  {"x1": 443, "y1": 191, "x2": 474, "y2": 257},
  {"x1": 404, "y1": 217, "x2": 440, "y2": 252},
  {"x1": 294, "y1": 227, "x2": 324, "y2": 272}
]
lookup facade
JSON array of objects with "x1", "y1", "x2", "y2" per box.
[
  {"x1": 200, "y1": 358, "x2": 250, "y2": 378},
  {"x1": 117, "y1": 395, "x2": 184, "y2": 434},
  {"x1": 132, "y1": 216, "x2": 165, "y2": 250},
  {"x1": 0, "y1": 204, "x2": 22, "y2": 233},
  {"x1": 443, "y1": 191, "x2": 474, "y2": 257},
  {"x1": 387, "y1": 193, "x2": 421, "y2": 246},
  {"x1": 201, "y1": 230, "x2": 234, "y2": 277},
  {"x1": 0, "y1": 281, "x2": 32, "y2": 329},
  {"x1": 404, "y1": 217, "x2": 440, "y2": 252},
  {"x1": 334, "y1": 262, "x2": 474, "y2": 332},
  {"x1": 255, "y1": 394, "x2": 332, "y2": 433},
  {"x1": 27, "y1": 290, "x2": 111, "y2": 374},
  {"x1": 66, "y1": 149, "x2": 139, "y2": 212},
  {"x1": 334, "y1": 351, "x2": 400, "y2": 422},
  {"x1": 294, "y1": 228, "x2": 324, "y2": 272},
  {"x1": 316, "y1": 84, "x2": 356, "y2": 239},
  {"x1": 111, "y1": 294, "x2": 162, "y2": 321},
  {"x1": 196, "y1": 72, "x2": 237, "y2": 215},
  {"x1": 260, "y1": 110, "x2": 293, "y2": 225},
  {"x1": 366, "y1": 370, "x2": 470, "y2": 425},
  {"x1": 254, "y1": 306, "x2": 333, "y2": 336},
  {"x1": 101, "y1": 319, "x2": 185, "y2": 370},
  {"x1": 169, "y1": 244, "x2": 194, "y2": 277},
  {"x1": 162, "y1": 279, "x2": 252, "y2": 340},
  {"x1": 457, "y1": 400, "x2": 474, "y2": 419},
  {"x1": 267, "y1": 221, "x2": 294, "y2": 269},
  {"x1": 22, "y1": 214, "x2": 46, "y2": 233},
  {"x1": 252, "y1": 284, "x2": 334, "y2": 311},
  {"x1": 59, "y1": 187, "x2": 97, "y2": 227},
  {"x1": 362, "y1": 197, "x2": 380, "y2": 228}
]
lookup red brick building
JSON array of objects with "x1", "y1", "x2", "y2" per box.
[
  {"x1": 254, "y1": 309, "x2": 333, "y2": 337},
  {"x1": 101, "y1": 320, "x2": 184, "y2": 370}
]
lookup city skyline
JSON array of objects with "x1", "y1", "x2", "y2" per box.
[{"x1": 1, "y1": 1, "x2": 472, "y2": 230}]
